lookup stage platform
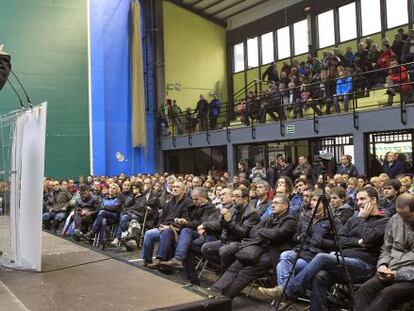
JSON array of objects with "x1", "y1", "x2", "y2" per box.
[{"x1": 0, "y1": 228, "x2": 209, "y2": 311}]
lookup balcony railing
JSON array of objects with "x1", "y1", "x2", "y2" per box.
[{"x1": 159, "y1": 62, "x2": 413, "y2": 141}]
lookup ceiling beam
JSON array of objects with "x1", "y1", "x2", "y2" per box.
[
  {"x1": 221, "y1": 0, "x2": 271, "y2": 20},
  {"x1": 200, "y1": 0, "x2": 222, "y2": 12},
  {"x1": 211, "y1": 0, "x2": 248, "y2": 16},
  {"x1": 166, "y1": 0, "x2": 227, "y2": 27}
]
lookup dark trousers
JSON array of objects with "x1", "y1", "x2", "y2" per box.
[
  {"x1": 201, "y1": 240, "x2": 240, "y2": 274},
  {"x1": 90, "y1": 210, "x2": 118, "y2": 243},
  {"x1": 355, "y1": 274, "x2": 414, "y2": 311},
  {"x1": 74, "y1": 213, "x2": 95, "y2": 233},
  {"x1": 212, "y1": 251, "x2": 278, "y2": 298},
  {"x1": 183, "y1": 234, "x2": 217, "y2": 285}
]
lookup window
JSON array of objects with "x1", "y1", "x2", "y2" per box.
[
  {"x1": 247, "y1": 37, "x2": 259, "y2": 68},
  {"x1": 361, "y1": 0, "x2": 381, "y2": 36},
  {"x1": 318, "y1": 10, "x2": 335, "y2": 48},
  {"x1": 277, "y1": 26, "x2": 291, "y2": 59},
  {"x1": 293, "y1": 19, "x2": 309, "y2": 55},
  {"x1": 233, "y1": 42, "x2": 244, "y2": 72},
  {"x1": 261, "y1": 32, "x2": 274, "y2": 65},
  {"x1": 339, "y1": 3, "x2": 357, "y2": 42},
  {"x1": 386, "y1": 0, "x2": 408, "y2": 28}
]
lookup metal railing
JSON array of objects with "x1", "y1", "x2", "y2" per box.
[{"x1": 159, "y1": 62, "x2": 414, "y2": 140}]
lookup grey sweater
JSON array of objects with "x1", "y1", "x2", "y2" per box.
[{"x1": 377, "y1": 214, "x2": 414, "y2": 281}]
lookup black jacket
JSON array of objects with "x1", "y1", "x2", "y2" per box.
[
  {"x1": 295, "y1": 211, "x2": 343, "y2": 262},
  {"x1": 0, "y1": 54, "x2": 11, "y2": 91},
  {"x1": 119, "y1": 191, "x2": 134, "y2": 211},
  {"x1": 185, "y1": 201, "x2": 218, "y2": 230},
  {"x1": 240, "y1": 211, "x2": 297, "y2": 251},
  {"x1": 203, "y1": 203, "x2": 260, "y2": 243},
  {"x1": 158, "y1": 194, "x2": 193, "y2": 226},
  {"x1": 74, "y1": 195, "x2": 99, "y2": 217},
  {"x1": 338, "y1": 214, "x2": 388, "y2": 266}
]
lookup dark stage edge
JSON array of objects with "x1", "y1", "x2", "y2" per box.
[{"x1": 0, "y1": 231, "x2": 207, "y2": 311}]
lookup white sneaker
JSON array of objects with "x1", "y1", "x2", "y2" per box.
[{"x1": 110, "y1": 238, "x2": 120, "y2": 246}]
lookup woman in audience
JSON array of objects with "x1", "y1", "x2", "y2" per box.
[{"x1": 84, "y1": 183, "x2": 123, "y2": 250}]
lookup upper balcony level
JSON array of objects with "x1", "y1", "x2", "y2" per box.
[{"x1": 160, "y1": 62, "x2": 414, "y2": 150}]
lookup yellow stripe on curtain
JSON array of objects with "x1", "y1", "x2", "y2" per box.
[{"x1": 131, "y1": 0, "x2": 146, "y2": 147}]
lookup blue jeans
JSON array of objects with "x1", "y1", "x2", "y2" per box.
[
  {"x1": 43, "y1": 211, "x2": 67, "y2": 230},
  {"x1": 276, "y1": 250, "x2": 309, "y2": 287},
  {"x1": 286, "y1": 253, "x2": 374, "y2": 299},
  {"x1": 116, "y1": 213, "x2": 139, "y2": 239},
  {"x1": 141, "y1": 228, "x2": 160, "y2": 262},
  {"x1": 90, "y1": 210, "x2": 118, "y2": 243},
  {"x1": 156, "y1": 228, "x2": 175, "y2": 260},
  {"x1": 175, "y1": 228, "x2": 198, "y2": 260}
]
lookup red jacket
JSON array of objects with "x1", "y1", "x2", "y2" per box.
[
  {"x1": 388, "y1": 65, "x2": 410, "y2": 93},
  {"x1": 377, "y1": 49, "x2": 396, "y2": 68}
]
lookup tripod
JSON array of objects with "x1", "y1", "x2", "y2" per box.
[{"x1": 273, "y1": 169, "x2": 355, "y2": 310}]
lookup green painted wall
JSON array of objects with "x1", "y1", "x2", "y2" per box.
[
  {"x1": 163, "y1": 1, "x2": 227, "y2": 109},
  {"x1": 0, "y1": 0, "x2": 89, "y2": 179}
]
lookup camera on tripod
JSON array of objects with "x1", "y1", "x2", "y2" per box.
[{"x1": 316, "y1": 150, "x2": 334, "y2": 162}]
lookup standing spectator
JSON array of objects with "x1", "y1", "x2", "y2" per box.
[
  {"x1": 292, "y1": 156, "x2": 312, "y2": 181},
  {"x1": 266, "y1": 161, "x2": 278, "y2": 189},
  {"x1": 337, "y1": 154, "x2": 358, "y2": 177},
  {"x1": 209, "y1": 95, "x2": 221, "y2": 130},
  {"x1": 333, "y1": 66, "x2": 352, "y2": 113},
  {"x1": 398, "y1": 27, "x2": 408, "y2": 41},
  {"x1": 391, "y1": 33, "x2": 405, "y2": 62},
  {"x1": 401, "y1": 29, "x2": 414, "y2": 63},
  {"x1": 262, "y1": 62, "x2": 279, "y2": 83},
  {"x1": 249, "y1": 160, "x2": 266, "y2": 183},
  {"x1": 171, "y1": 100, "x2": 183, "y2": 135},
  {"x1": 369, "y1": 44, "x2": 381, "y2": 65},
  {"x1": 383, "y1": 152, "x2": 405, "y2": 178},
  {"x1": 194, "y1": 94, "x2": 209, "y2": 131},
  {"x1": 385, "y1": 57, "x2": 409, "y2": 107},
  {"x1": 286, "y1": 81, "x2": 302, "y2": 119},
  {"x1": 355, "y1": 193, "x2": 414, "y2": 311},
  {"x1": 344, "y1": 46, "x2": 356, "y2": 67},
  {"x1": 278, "y1": 157, "x2": 293, "y2": 179}
]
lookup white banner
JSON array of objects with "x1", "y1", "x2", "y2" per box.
[{"x1": 9, "y1": 103, "x2": 47, "y2": 271}]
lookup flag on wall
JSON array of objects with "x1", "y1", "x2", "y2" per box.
[{"x1": 130, "y1": 0, "x2": 146, "y2": 147}]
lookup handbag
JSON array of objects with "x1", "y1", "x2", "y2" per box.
[{"x1": 235, "y1": 244, "x2": 265, "y2": 266}]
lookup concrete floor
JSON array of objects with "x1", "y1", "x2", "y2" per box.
[{"x1": 0, "y1": 216, "x2": 205, "y2": 311}]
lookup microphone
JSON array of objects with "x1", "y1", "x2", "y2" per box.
[
  {"x1": 10, "y1": 70, "x2": 32, "y2": 108},
  {"x1": 7, "y1": 80, "x2": 24, "y2": 108}
]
